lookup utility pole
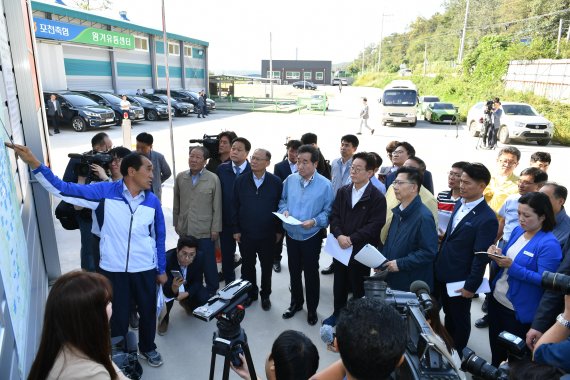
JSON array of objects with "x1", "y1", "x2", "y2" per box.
[
  {"x1": 457, "y1": 0, "x2": 470, "y2": 63},
  {"x1": 423, "y1": 42, "x2": 428, "y2": 76},
  {"x1": 269, "y1": 32, "x2": 273, "y2": 99},
  {"x1": 377, "y1": 12, "x2": 393, "y2": 72},
  {"x1": 362, "y1": 41, "x2": 365, "y2": 73},
  {"x1": 161, "y1": 0, "x2": 176, "y2": 178},
  {"x1": 556, "y1": 18, "x2": 564, "y2": 55}
]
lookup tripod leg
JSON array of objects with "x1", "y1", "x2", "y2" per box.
[
  {"x1": 209, "y1": 348, "x2": 217, "y2": 380},
  {"x1": 222, "y1": 354, "x2": 232, "y2": 380},
  {"x1": 242, "y1": 343, "x2": 258, "y2": 380}
]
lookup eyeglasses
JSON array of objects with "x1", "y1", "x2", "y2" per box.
[
  {"x1": 498, "y1": 159, "x2": 518, "y2": 167},
  {"x1": 250, "y1": 155, "x2": 268, "y2": 162},
  {"x1": 393, "y1": 180, "x2": 413, "y2": 186},
  {"x1": 350, "y1": 166, "x2": 366, "y2": 173},
  {"x1": 178, "y1": 252, "x2": 196, "y2": 260}
]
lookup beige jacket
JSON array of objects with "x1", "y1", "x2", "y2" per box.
[
  {"x1": 47, "y1": 346, "x2": 128, "y2": 380},
  {"x1": 173, "y1": 169, "x2": 222, "y2": 238}
]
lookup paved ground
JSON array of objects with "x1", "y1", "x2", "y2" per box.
[{"x1": 46, "y1": 85, "x2": 567, "y2": 379}]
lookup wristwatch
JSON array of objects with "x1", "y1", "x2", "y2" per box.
[{"x1": 556, "y1": 313, "x2": 570, "y2": 329}]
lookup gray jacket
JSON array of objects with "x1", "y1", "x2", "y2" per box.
[
  {"x1": 492, "y1": 108, "x2": 502, "y2": 128},
  {"x1": 47, "y1": 99, "x2": 62, "y2": 117},
  {"x1": 148, "y1": 150, "x2": 172, "y2": 201}
]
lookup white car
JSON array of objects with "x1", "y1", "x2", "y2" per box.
[{"x1": 466, "y1": 101, "x2": 554, "y2": 146}]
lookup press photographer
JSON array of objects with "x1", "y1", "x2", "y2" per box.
[
  {"x1": 203, "y1": 130, "x2": 237, "y2": 172},
  {"x1": 482, "y1": 98, "x2": 501, "y2": 149}
]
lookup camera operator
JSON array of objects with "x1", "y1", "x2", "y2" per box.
[
  {"x1": 62, "y1": 132, "x2": 113, "y2": 272},
  {"x1": 533, "y1": 294, "x2": 570, "y2": 372},
  {"x1": 230, "y1": 330, "x2": 319, "y2": 380},
  {"x1": 485, "y1": 98, "x2": 502, "y2": 149},
  {"x1": 205, "y1": 131, "x2": 237, "y2": 173},
  {"x1": 310, "y1": 298, "x2": 407, "y2": 380}
]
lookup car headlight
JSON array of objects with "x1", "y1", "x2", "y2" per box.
[
  {"x1": 84, "y1": 111, "x2": 100, "y2": 117},
  {"x1": 547, "y1": 122, "x2": 554, "y2": 128},
  {"x1": 514, "y1": 121, "x2": 526, "y2": 128},
  {"x1": 406, "y1": 113, "x2": 415, "y2": 117}
]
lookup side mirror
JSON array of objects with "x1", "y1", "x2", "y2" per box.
[{"x1": 98, "y1": 100, "x2": 106, "y2": 106}]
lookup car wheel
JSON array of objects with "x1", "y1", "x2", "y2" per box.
[
  {"x1": 71, "y1": 116, "x2": 87, "y2": 132},
  {"x1": 147, "y1": 110, "x2": 158, "y2": 121},
  {"x1": 498, "y1": 126, "x2": 510, "y2": 144},
  {"x1": 428, "y1": 114, "x2": 434, "y2": 123},
  {"x1": 410, "y1": 122, "x2": 417, "y2": 127},
  {"x1": 537, "y1": 139, "x2": 551, "y2": 146},
  {"x1": 469, "y1": 121, "x2": 480, "y2": 137}
]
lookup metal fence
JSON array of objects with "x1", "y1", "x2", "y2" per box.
[{"x1": 504, "y1": 59, "x2": 570, "y2": 104}]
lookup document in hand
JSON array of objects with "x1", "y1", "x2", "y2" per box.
[
  {"x1": 354, "y1": 244, "x2": 387, "y2": 269},
  {"x1": 446, "y1": 278, "x2": 491, "y2": 297},
  {"x1": 272, "y1": 212, "x2": 303, "y2": 225},
  {"x1": 323, "y1": 233, "x2": 352, "y2": 266}
]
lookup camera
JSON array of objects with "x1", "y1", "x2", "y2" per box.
[
  {"x1": 190, "y1": 134, "x2": 220, "y2": 161},
  {"x1": 542, "y1": 271, "x2": 570, "y2": 294},
  {"x1": 363, "y1": 273, "x2": 462, "y2": 379},
  {"x1": 68, "y1": 152, "x2": 113, "y2": 183},
  {"x1": 111, "y1": 331, "x2": 143, "y2": 380},
  {"x1": 484, "y1": 100, "x2": 494, "y2": 115}
]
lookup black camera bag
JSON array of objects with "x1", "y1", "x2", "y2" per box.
[{"x1": 54, "y1": 200, "x2": 79, "y2": 230}]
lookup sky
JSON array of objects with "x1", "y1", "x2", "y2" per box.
[{"x1": 92, "y1": 0, "x2": 443, "y2": 73}]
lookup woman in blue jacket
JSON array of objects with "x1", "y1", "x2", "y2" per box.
[{"x1": 488, "y1": 192, "x2": 562, "y2": 366}]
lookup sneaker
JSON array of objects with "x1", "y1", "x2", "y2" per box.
[
  {"x1": 140, "y1": 350, "x2": 163, "y2": 367},
  {"x1": 129, "y1": 311, "x2": 139, "y2": 330},
  {"x1": 157, "y1": 318, "x2": 169, "y2": 336}
]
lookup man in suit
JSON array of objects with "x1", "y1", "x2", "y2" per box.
[
  {"x1": 217, "y1": 137, "x2": 251, "y2": 285},
  {"x1": 434, "y1": 162, "x2": 498, "y2": 355},
  {"x1": 159, "y1": 236, "x2": 208, "y2": 335},
  {"x1": 385, "y1": 142, "x2": 434, "y2": 194},
  {"x1": 272, "y1": 139, "x2": 302, "y2": 272},
  {"x1": 136, "y1": 132, "x2": 172, "y2": 202},
  {"x1": 47, "y1": 93, "x2": 63, "y2": 134}
]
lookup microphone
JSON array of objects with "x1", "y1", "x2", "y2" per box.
[
  {"x1": 67, "y1": 153, "x2": 84, "y2": 159},
  {"x1": 410, "y1": 280, "x2": 433, "y2": 311},
  {"x1": 320, "y1": 324, "x2": 335, "y2": 346},
  {"x1": 189, "y1": 139, "x2": 204, "y2": 143}
]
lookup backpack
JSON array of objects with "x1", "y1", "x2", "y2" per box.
[{"x1": 54, "y1": 200, "x2": 79, "y2": 230}]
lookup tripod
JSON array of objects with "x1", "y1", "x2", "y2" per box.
[
  {"x1": 476, "y1": 114, "x2": 496, "y2": 150},
  {"x1": 209, "y1": 319, "x2": 257, "y2": 380}
]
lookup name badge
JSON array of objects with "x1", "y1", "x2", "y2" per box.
[{"x1": 523, "y1": 251, "x2": 534, "y2": 258}]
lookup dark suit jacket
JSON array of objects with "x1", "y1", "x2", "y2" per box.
[
  {"x1": 531, "y1": 240, "x2": 570, "y2": 332},
  {"x1": 435, "y1": 199, "x2": 498, "y2": 293},
  {"x1": 162, "y1": 248, "x2": 205, "y2": 300},
  {"x1": 47, "y1": 99, "x2": 62, "y2": 117},
  {"x1": 386, "y1": 169, "x2": 434, "y2": 194},
  {"x1": 274, "y1": 159, "x2": 293, "y2": 182},
  {"x1": 217, "y1": 161, "x2": 251, "y2": 227}
]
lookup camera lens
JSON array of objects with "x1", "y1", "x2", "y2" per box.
[{"x1": 541, "y1": 271, "x2": 570, "y2": 295}]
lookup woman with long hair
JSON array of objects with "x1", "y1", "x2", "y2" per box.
[{"x1": 28, "y1": 271, "x2": 127, "y2": 380}]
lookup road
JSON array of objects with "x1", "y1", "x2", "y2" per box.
[{"x1": 47, "y1": 85, "x2": 567, "y2": 379}]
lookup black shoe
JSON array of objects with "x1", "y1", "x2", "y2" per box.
[
  {"x1": 307, "y1": 311, "x2": 318, "y2": 326},
  {"x1": 481, "y1": 298, "x2": 489, "y2": 313},
  {"x1": 282, "y1": 304, "x2": 303, "y2": 319},
  {"x1": 129, "y1": 311, "x2": 139, "y2": 330},
  {"x1": 262, "y1": 298, "x2": 271, "y2": 311},
  {"x1": 321, "y1": 264, "x2": 334, "y2": 275},
  {"x1": 273, "y1": 262, "x2": 281, "y2": 273},
  {"x1": 49, "y1": 131, "x2": 54, "y2": 136},
  {"x1": 54, "y1": 129, "x2": 60, "y2": 134},
  {"x1": 475, "y1": 316, "x2": 489, "y2": 328},
  {"x1": 243, "y1": 295, "x2": 258, "y2": 308}
]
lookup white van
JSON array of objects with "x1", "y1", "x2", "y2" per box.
[{"x1": 378, "y1": 80, "x2": 418, "y2": 127}]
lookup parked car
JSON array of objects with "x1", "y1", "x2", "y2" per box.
[
  {"x1": 141, "y1": 94, "x2": 194, "y2": 116},
  {"x1": 154, "y1": 89, "x2": 216, "y2": 112},
  {"x1": 76, "y1": 91, "x2": 145, "y2": 125},
  {"x1": 127, "y1": 95, "x2": 173, "y2": 121},
  {"x1": 42, "y1": 91, "x2": 115, "y2": 132},
  {"x1": 292, "y1": 81, "x2": 317, "y2": 90},
  {"x1": 418, "y1": 95, "x2": 440, "y2": 116},
  {"x1": 466, "y1": 101, "x2": 554, "y2": 146},
  {"x1": 331, "y1": 78, "x2": 348, "y2": 86},
  {"x1": 309, "y1": 94, "x2": 329, "y2": 111},
  {"x1": 424, "y1": 102, "x2": 457, "y2": 123}
]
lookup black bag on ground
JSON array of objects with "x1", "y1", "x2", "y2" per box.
[
  {"x1": 54, "y1": 200, "x2": 79, "y2": 230},
  {"x1": 111, "y1": 332, "x2": 143, "y2": 380}
]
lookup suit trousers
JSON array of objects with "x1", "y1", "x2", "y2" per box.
[
  {"x1": 436, "y1": 280, "x2": 473, "y2": 356},
  {"x1": 286, "y1": 234, "x2": 322, "y2": 313},
  {"x1": 77, "y1": 214, "x2": 95, "y2": 272},
  {"x1": 333, "y1": 258, "x2": 370, "y2": 315},
  {"x1": 100, "y1": 269, "x2": 157, "y2": 353},
  {"x1": 220, "y1": 228, "x2": 237, "y2": 284},
  {"x1": 197, "y1": 237, "x2": 218, "y2": 295},
  {"x1": 274, "y1": 233, "x2": 285, "y2": 263},
  {"x1": 240, "y1": 237, "x2": 275, "y2": 299}
]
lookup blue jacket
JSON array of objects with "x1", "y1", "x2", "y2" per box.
[
  {"x1": 33, "y1": 164, "x2": 166, "y2": 274},
  {"x1": 217, "y1": 161, "x2": 251, "y2": 227},
  {"x1": 435, "y1": 199, "x2": 498, "y2": 293},
  {"x1": 491, "y1": 227, "x2": 562, "y2": 324},
  {"x1": 383, "y1": 195, "x2": 438, "y2": 291},
  {"x1": 278, "y1": 172, "x2": 334, "y2": 241},
  {"x1": 232, "y1": 171, "x2": 283, "y2": 239}
]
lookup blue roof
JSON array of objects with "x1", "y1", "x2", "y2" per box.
[{"x1": 31, "y1": 1, "x2": 209, "y2": 47}]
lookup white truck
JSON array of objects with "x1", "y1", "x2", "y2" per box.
[{"x1": 378, "y1": 80, "x2": 418, "y2": 127}]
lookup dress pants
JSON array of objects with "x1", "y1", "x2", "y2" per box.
[
  {"x1": 220, "y1": 228, "x2": 237, "y2": 284},
  {"x1": 197, "y1": 237, "x2": 218, "y2": 295},
  {"x1": 100, "y1": 268, "x2": 157, "y2": 353},
  {"x1": 333, "y1": 257, "x2": 370, "y2": 315},
  {"x1": 488, "y1": 294, "x2": 531, "y2": 367},
  {"x1": 436, "y1": 280, "x2": 473, "y2": 356},
  {"x1": 274, "y1": 233, "x2": 284, "y2": 263},
  {"x1": 286, "y1": 234, "x2": 322, "y2": 313},
  {"x1": 163, "y1": 286, "x2": 208, "y2": 323},
  {"x1": 240, "y1": 236, "x2": 274, "y2": 299},
  {"x1": 77, "y1": 214, "x2": 95, "y2": 272}
]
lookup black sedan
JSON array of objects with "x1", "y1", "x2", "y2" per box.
[
  {"x1": 292, "y1": 81, "x2": 317, "y2": 90},
  {"x1": 127, "y1": 95, "x2": 173, "y2": 121},
  {"x1": 142, "y1": 94, "x2": 194, "y2": 117}
]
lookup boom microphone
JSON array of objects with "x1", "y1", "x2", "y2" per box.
[
  {"x1": 67, "y1": 153, "x2": 84, "y2": 159},
  {"x1": 320, "y1": 324, "x2": 335, "y2": 346},
  {"x1": 410, "y1": 280, "x2": 433, "y2": 311},
  {"x1": 189, "y1": 139, "x2": 204, "y2": 143}
]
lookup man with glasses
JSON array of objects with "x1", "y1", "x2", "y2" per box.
[
  {"x1": 159, "y1": 236, "x2": 208, "y2": 335},
  {"x1": 322, "y1": 152, "x2": 386, "y2": 327},
  {"x1": 278, "y1": 144, "x2": 334, "y2": 326},
  {"x1": 540, "y1": 183, "x2": 570, "y2": 247},
  {"x1": 437, "y1": 162, "x2": 469, "y2": 237},
  {"x1": 484, "y1": 146, "x2": 521, "y2": 215},
  {"x1": 232, "y1": 149, "x2": 283, "y2": 310}
]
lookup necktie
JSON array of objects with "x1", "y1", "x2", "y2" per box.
[{"x1": 235, "y1": 166, "x2": 241, "y2": 176}]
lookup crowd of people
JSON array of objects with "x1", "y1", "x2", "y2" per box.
[{"x1": 6, "y1": 122, "x2": 570, "y2": 379}]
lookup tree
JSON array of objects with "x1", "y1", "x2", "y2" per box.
[{"x1": 69, "y1": 0, "x2": 112, "y2": 11}]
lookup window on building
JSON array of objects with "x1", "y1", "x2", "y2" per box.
[
  {"x1": 184, "y1": 45, "x2": 192, "y2": 57},
  {"x1": 315, "y1": 72, "x2": 324, "y2": 80},
  {"x1": 168, "y1": 42, "x2": 180, "y2": 55},
  {"x1": 134, "y1": 36, "x2": 148, "y2": 51},
  {"x1": 285, "y1": 71, "x2": 300, "y2": 79},
  {"x1": 266, "y1": 71, "x2": 281, "y2": 79},
  {"x1": 304, "y1": 71, "x2": 312, "y2": 80}
]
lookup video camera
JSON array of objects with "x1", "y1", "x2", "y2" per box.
[
  {"x1": 68, "y1": 152, "x2": 113, "y2": 183},
  {"x1": 363, "y1": 272, "x2": 462, "y2": 379},
  {"x1": 484, "y1": 100, "x2": 494, "y2": 115},
  {"x1": 461, "y1": 331, "x2": 529, "y2": 379},
  {"x1": 542, "y1": 271, "x2": 570, "y2": 294},
  {"x1": 190, "y1": 134, "x2": 220, "y2": 161}
]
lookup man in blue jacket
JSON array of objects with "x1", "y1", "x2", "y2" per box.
[
  {"x1": 435, "y1": 162, "x2": 498, "y2": 356},
  {"x1": 233, "y1": 148, "x2": 283, "y2": 311},
  {"x1": 217, "y1": 137, "x2": 251, "y2": 285},
  {"x1": 278, "y1": 144, "x2": 334, "y2": 326},
  {"x1": 7, "y1": 143, "x2": 167, "y2": 367}
]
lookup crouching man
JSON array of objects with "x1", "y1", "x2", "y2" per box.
[{"x1": 159, "y1": 236, "x2": 208, "y2": 335}]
